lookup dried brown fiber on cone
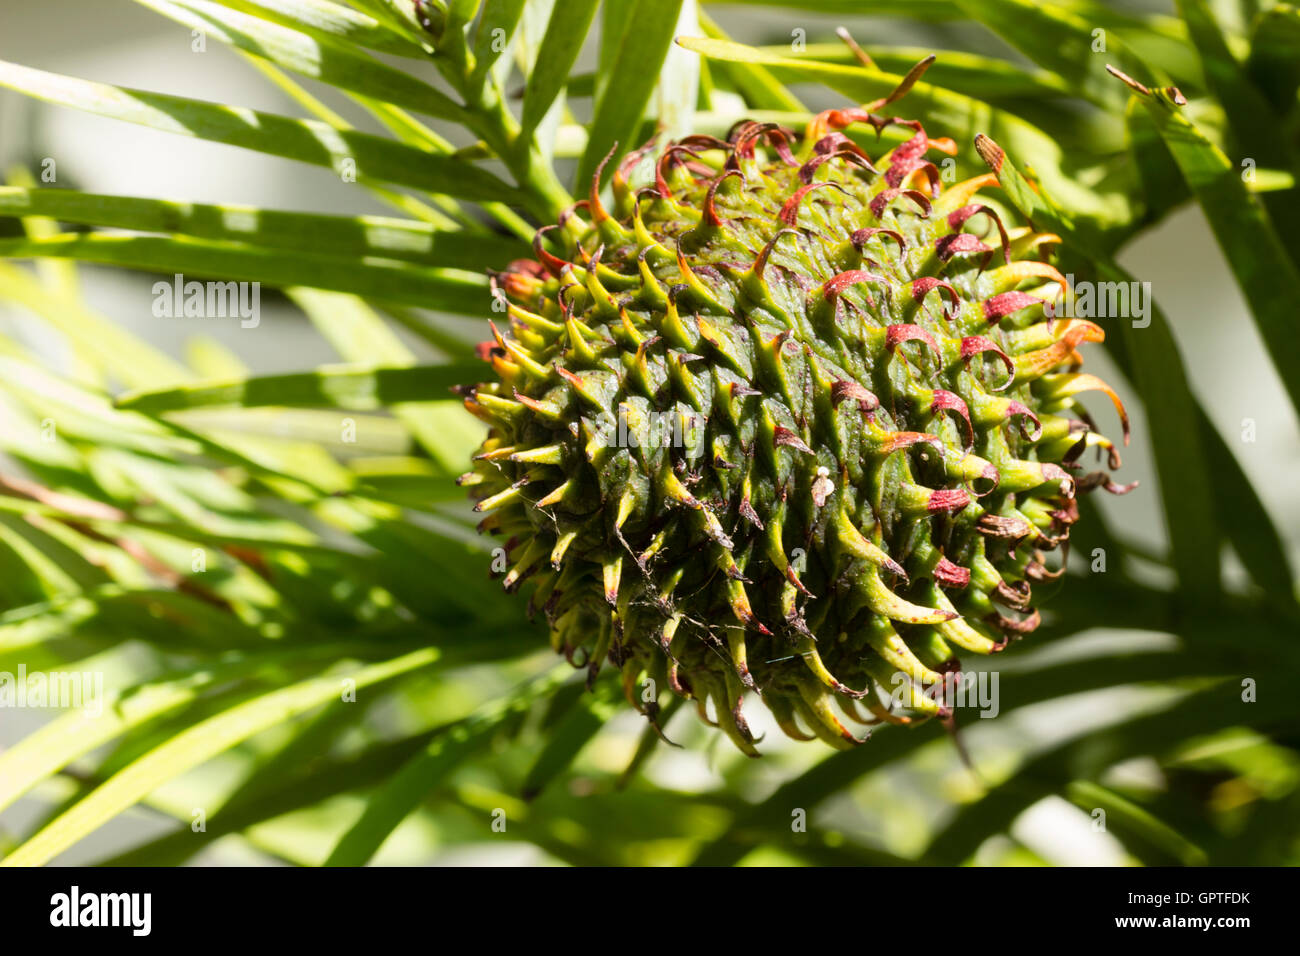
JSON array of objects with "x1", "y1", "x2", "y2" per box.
[{"x1": 460, "y1": 83, "x2": 1133, "y2": 752}]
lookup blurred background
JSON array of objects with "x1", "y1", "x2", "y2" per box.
[{"x1": 1, "y1": 0, "x2": 1296, "y2": 865}]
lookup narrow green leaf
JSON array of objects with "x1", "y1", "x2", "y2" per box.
[
  {"x1": 520, "y1": 0, "x2": 600, "y2": 134},
  {"x1": 596, "y1": 0, "x2": 634, "y2": 107},
  {"x1": 1197, "y1": 413, "x2": 1298, "y2": 609},
  {"x1": 521, "y1": 680, "x2": 619, "y2": 799},
  {"x1": 323, "y1": 666, "x2": 569, "y2": 865},
  {"x1": 0, "y1": 260, "x2": 191, "y2": 389},
  {"x1": 701, "y1": 10, "x2": 804, "y2": 112},
  {"x1": 1245, "y1": 3, "x2": 1300, "y2": 115},
  {"x1": 0, "y1": 521, "x2": 78, "y2": 603},
  {"x1": 654, "y1": 0, "x2": 701, "y2": 142},
  {"x1": 0, "y1": 233, "x2": 490, "y2": 313},
  {"x1": 0, "y1": 646, "x2": 357, "y2": 816},
  {"x1": 1175, "y1": 0, "x2": 1300, "y2": 272},
  {"x1": 1125, "y1": 83, "x2": 1300, "y2": 422},
  {"x1": 576, "y1": 0, "x2": 685, "y2": 191},
  {"x1": 951, "y1": 0, "x2": 1145, "y2": 109},
  {"x1": 0, "y1": 647, "x2": 440, "y2": 866},
  {"x1": 705, "y1": 0, "x2": 959, "y2": 16},
  {"x1": 0, "y1": 60, "x2": 519, "y2": 201},
  {"x1": 378, "y1": 302, "x2": 481, "y2": 358},
  {"x1": 767, "y1": 43, "x2": 1074, "y2": 101},
  {"x1": 1067, "y1": 1, "x2": 1201, "y2": 88},
  {"x1": 132, "y1": 0, "x2": 466, "y2": 122},
  {"x1": 346, "y1": 0, "x2": 438, "y2": 47},
  {"x1": 350, "y1": 458, "x2": 467, "y2": 508},
  {"x1": 471, "y1": 0, "x2": 528, "y2": 87},
  {"x1": 0, "y1": 187, "x2": 529, "y2": 270},
  {"x1": 691, "y1": 647, "x2": 1229, "y2": 866},
  {"x1": 116, "y1": 361, "x2": 484, "y2": 414},
  {"x1": 925, "y1": 686, "x2": 1295, "y2": 864},
  {"x1": 97, "y1": 726, "x2": 447, "y2": 865},
  {"x1": 4, "y1": 167, "x2": 83, "y2": 304},
  {"x1": 1099, "y1": 262, "x2": 1223, "y2": 598},
  {"x1": 1066, "y1": 781, "x2": 1208, "y2": 866},
  {"x1": 289, "y1": 288, "x2": 485, "y2": 472},
  {"x1": 444, "y1": 0, "x2": 485, "y2": 33},
  {"x1": 209, "y1": 0, "x2": 430, "y2": 57},
  {"x1": 1124, "y1": 100, "x2": 1190, "y2": 227},
  {"x1": 0, "y1": 513, "x2": 106, "y2": 595}
]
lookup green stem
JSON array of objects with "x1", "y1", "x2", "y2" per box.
[
  {"x1": 470, "y1": 80, "x2": 575, "y2": 225},
  {"x1": 428, "y1": 30, "x2": 575, "y2": 228}
]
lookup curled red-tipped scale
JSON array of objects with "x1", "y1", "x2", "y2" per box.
[
  {"x1": 799, "y1": 148, "x2": 877, "y2": 183},
  {"x1": 935, "y1": 232, "x2": 992, "y2": 262},
  {"x1": 752, "y1": 228, "x2": 800, "y2": 281},
  {"x1": 934, "y1": 557, "x2": 972, "y2": 588},
  {"x1": 870, "y1": 187, "x2": 932, "y2": 219},
  {"x1": 983, "y1": 291, "x2": 1045, "y2": 324},
  {"x1": 910, "y1": 277, "x2": 959, "y2": 322},
  {"x1": 930, "y1": 389, "x2": 974, "y2": 449},
  {"x1": 948, "y1": 204, "x2": 1011, "y2": 264},
  {"x1": 927, "y1": 488, "x2": 971, "y2": 513},
  {"x1": 961, "y1": 336, "x2": 1016, "y2": 391},
  {"x1": 853, "y1": 227, "x2": 907, "y2": 254},
  {"x1": 779, "y1": 180, "x2": 848, "y2": 225},
  {"x1": 831, "y1": 379, "x2": 880, "y2": 412},
  {"x1": 886, "y1": 323, "x2": 942, "y2": 361},
  {"x1": 702, "y1": 169, "x2": 743, "y2": 226},
  {"x1": 824, "y1": 269, "x2": 888, "y2": 303}
]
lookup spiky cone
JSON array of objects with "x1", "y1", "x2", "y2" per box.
[{"x1": 460, "y1": 95, "x2": 1132, "y2": 753}]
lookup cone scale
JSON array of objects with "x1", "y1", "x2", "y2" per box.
[{"x1": 461, "y1": 99, "x2": 1130, "y2": 752}]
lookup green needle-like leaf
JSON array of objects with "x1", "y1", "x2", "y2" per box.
[
  {"x1": 699, "y1": 9, "x2": 804, "y2": 112},
  {"x1": 132, "y1": 0, "x2": 467, "y2": 122},
  {"x1": 925, "y1": 686, "x2": 1294, "y2": 864},
  {"x1": 0, "y1": 60, "x2": 520, "y2": 201},
  {"x1": 704, "y1": 0, "x2": 959, "y2": 16},
  {"x1": 323, "y1": 665, "x2": 570, "y2": 866},
  {"x1": 116, "y1": 362, "x2": 485, "y2": 413},
  {"x1": 210, "y1": 0, "x2": 432, "y2": 58},
  {"x1": 1175, "y1": 0, "x2": 1300, "y2": 272},
  {"x1": 951, "y1": 0, "x2": 1146, "y2": 109},
  {"x1": 470, "y1": 0, "x2": 529, "y2": 89},
  {"x1": 1245, "y1": 2, "x2": 1300, "y2": 115},
  {"x1": 521, "y1": 679, "x2": 620, "y2": 800},
  {"x1": 0, "y1": 645, "x2": 367, "y2": 817},
  {"x1": 97, "y1": 726, "x2": 451, "y2": 865},
  {"x1": 0, "y1": 234, "x2": 489, "y2": 312},
  {"x1": 1123, "y1": 81, "x2": 1300, "y2": 423},
  {"x1": 521, "y1": 0, "x2": 600, "y2": 134},
  {"x1": 0, "y1": 647, "x2": 440, "y2": 867},
  {"x1": 771, "y1": 43, "x2": 1074, "y2": 102},
  {"x1": 0, "y1": 187, "x2": 529, "y2": 269},
  {"x1": 0, "y1": 260, "x2": 191, "y2": 389},
  {"x1": 576, "y1": 0, "x2": 685, "y2": 190},
  {"x1": 289, "y1": 288, "x2": 485, "y2": 471}
]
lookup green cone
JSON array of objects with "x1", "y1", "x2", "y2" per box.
[{"x1": 462, "y1": 98, "x2": 1131, "y2": 752}]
